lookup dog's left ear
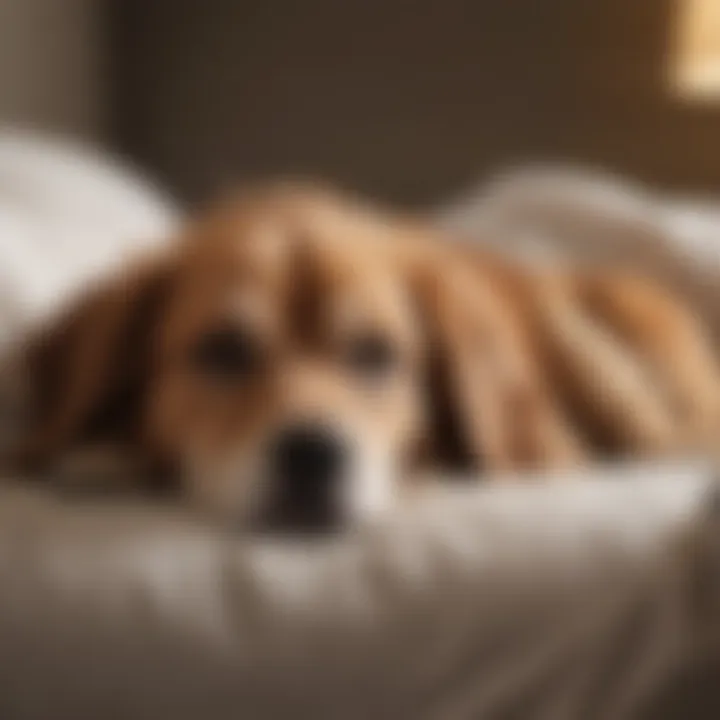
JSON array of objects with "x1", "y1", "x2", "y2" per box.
[
  {"x1": 403, "y1": 242, "x2": 583, "y2": 473},
  {"x1": 12, "y1": 253, "x2": 176, "y2": 473}
]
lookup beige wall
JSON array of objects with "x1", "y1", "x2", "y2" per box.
[
  {"x1": 0, "y1": 0, "x2": 105, "y2": 140},
  {"x1": 0, "y1": 0, "x2": 718, "y2": 202},
  {"x1": 114, "y1": 0, "x2": 720, "y2": 204},
  {"x1": 114, "y1": 0, "x2": 577, "y2": 206}
]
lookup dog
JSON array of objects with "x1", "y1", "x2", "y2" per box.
[{"x1": 8, "y1": 182, "x2": 720, "y2": 532}]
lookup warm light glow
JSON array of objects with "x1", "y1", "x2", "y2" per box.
[{"x1": 673, "y1": 0, "x2": 720, "y2": 99}]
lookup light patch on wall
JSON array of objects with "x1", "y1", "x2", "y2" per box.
[{"x1": 672, "y1": 0, "x2": 720, "y2": 100}]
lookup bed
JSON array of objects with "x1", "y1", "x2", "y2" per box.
[{"x1": 0, "y1": 138, "x2": 719, "y2": 719}]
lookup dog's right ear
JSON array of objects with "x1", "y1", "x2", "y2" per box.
[
  {"x1": 11, "y1": 252, "x2": 177, "y2": 473},
  {"x1": 400, "y1": 239, "x2": 584, "y2": 473}
]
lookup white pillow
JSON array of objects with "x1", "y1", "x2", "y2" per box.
[{"x1": 0, "y1": 128, "x2": 180, "y2": 346}]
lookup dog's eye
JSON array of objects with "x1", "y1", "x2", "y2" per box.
[
  {"x1": 192, "y1": 326, "x2": 261, "y2": 379},
  {"x1": 347, "y1": 334, "x2": 397, "y2": 378}
]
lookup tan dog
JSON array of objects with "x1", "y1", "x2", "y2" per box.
[{"x1": 11, "y1": 183, "x2": 720, "y2": 531}]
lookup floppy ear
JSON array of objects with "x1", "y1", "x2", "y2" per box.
[
  {"x1": 408, "y1": 246, "x2": 584, "y2": 474},
  {"x1": 13, "y1": 254, "x2": 175, "y2": 474}
]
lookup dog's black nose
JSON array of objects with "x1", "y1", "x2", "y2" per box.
[
  {"x1": 274, "y1": 424, "x2": 346, "y2": 484},
  {"x1": 264, "y1": 423, "x2": 348, "y2": 533}
]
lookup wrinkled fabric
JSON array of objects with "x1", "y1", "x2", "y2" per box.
[
  {"x1": 0, "y1": 465, "x2": 717, "y2": 720},
  {"x1": 438, "y1": 166, "x2": 720, "y2": 337}
]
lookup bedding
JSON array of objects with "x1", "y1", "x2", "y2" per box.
[
  {"x1": 1, "y1": 153, "x2": 720, "y2": 719},
  {"x1": 0, "y1": 129, "x2": 178, "y2": 348},
  {"x1": 0, "y1": 465, "x2": 717, "y2": 720}
]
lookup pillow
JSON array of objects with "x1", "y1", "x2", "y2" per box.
[{"x1": 0, "y1": 128, "x2": 179, "y2": 345}]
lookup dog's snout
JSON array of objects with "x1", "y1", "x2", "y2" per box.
[
  {"x1": 263, "y1": 423, "x2": 349, "y2": 533},
  {"x1": 273, "y1": 424, "x2": 347, "y2": 485}
]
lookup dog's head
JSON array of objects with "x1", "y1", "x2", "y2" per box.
[{"x1": 14, "y1": 184, "x2": 563, "y2": 532}]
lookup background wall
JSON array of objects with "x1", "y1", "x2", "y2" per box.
[
  {"x1": 0, "y1": 0, "x2": 717, "y2": 207},
  {"x1": 111, "y1": 0, "x2": 580, "y2": 206},
  {"x1": 0, "y1": 0, "x2": 106, "y2": 141},
  {"x1": 572, "y1": 0, "x2": 720, "y2": 197},
  {"x1": 112, "y1": 0, "x2": 720, "y2": 207}
]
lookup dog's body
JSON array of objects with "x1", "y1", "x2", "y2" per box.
[{"x1": 10, "y1": 183, "x2": 720, "y2": 531}]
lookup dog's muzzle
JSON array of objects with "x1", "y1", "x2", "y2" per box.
[{"x1": 259, "y1": 421, "x2": 349, "y2": 534}]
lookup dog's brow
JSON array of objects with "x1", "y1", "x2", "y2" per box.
[
  {"x1": 286, "y1": 240, "x2": 327, "y2": 345},
  {"x1": 244, "y1": 220, "x2": 287, "y2": 268}
]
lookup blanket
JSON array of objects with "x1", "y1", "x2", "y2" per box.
[{"x1": 0, "y1": 465, "x2": 717, "y2": 720}]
